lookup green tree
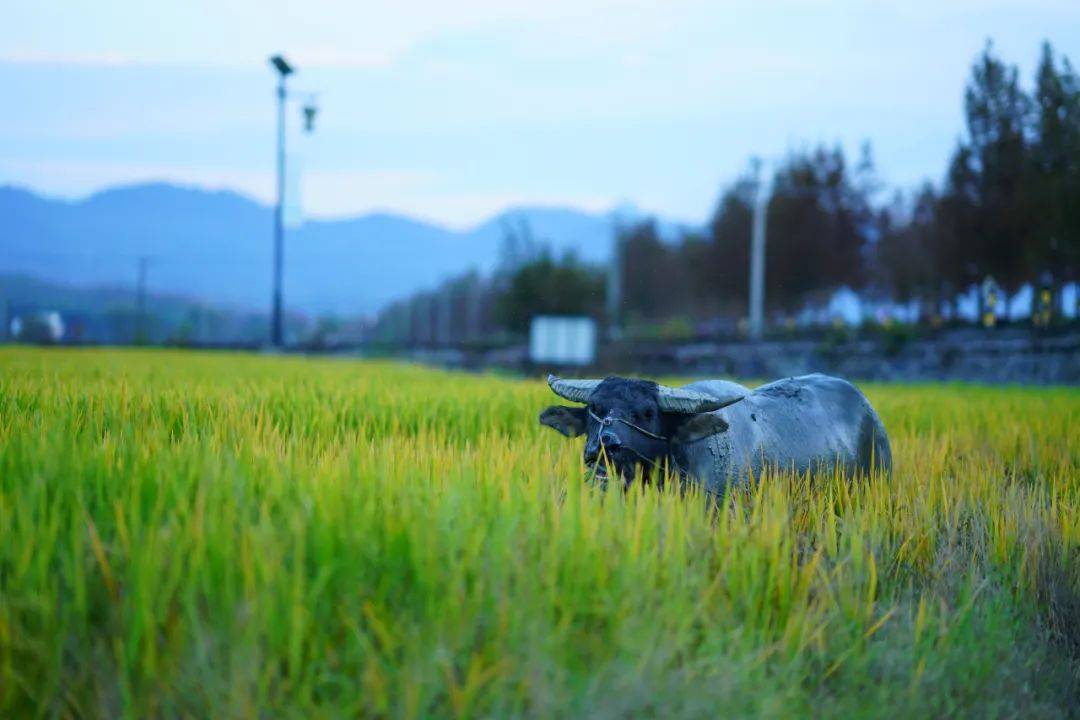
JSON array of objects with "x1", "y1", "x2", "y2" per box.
[
  {"x1": 876, "y1": 186, "x2": 938, "y2": 308},
  {"x1": 936, "y1": 142, "x2": 982, "y2": 316},
  {"x1": 1031, "y1": 41, "x2": 1080, "y2": 287},
  {"x1": 961, "y1": 41, "x2": 1036, "y2": 301},
  {"x1": 493, "y1": 251, "x2": 604, "y2": 334},
  {"x1": 764, "y1": 145, "x2": 872, "y2": 314},
  {"x1": 702, "y1": 175, "x2": 755, "y2": 315},
  {"x1": 618, "y1": 220, "x2": 687, "y2": 321}
]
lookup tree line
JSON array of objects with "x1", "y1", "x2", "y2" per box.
[{"x1": 368, "y1": 41, "x2": 1079, "y2": 346}]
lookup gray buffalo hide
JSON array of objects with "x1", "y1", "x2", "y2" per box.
[{"x1": 673, "y1": 373, "x2": 891, "y2": 495}]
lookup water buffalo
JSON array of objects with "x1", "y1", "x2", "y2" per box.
[{"x1": 539, "y1": 373, "x2": 891, "y2": 495}]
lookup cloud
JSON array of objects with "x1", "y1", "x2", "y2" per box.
[
  {"x1": 300, "y1": 169, "x2": 615, "y2": 228},
  {"x1": 0, "y1": 0, "x2": 704, "y2": 71},
  {"x1": 2, "y1": 0, "x2": 1077, "y2": 226},
  {"x1": 0, "y1": 50, "x2": 135, "y2": 67}
]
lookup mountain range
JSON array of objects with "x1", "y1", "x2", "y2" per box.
[{"x1": 0, "y1": 182, "x2": 689, "y2": 316}]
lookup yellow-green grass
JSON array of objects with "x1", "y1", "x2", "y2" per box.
[{"x1": 1, "y1": 347, "x2": 1077, "y2": 718}]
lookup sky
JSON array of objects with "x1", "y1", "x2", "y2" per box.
[{"x1": 1, "y1": 0, "x2": 1078, "y2": 228}]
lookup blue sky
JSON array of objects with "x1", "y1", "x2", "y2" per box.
[{"x1": 1, "y1": 1, "x2": 1077, "y2": 227}]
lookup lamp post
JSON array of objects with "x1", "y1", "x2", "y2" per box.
[
  {"x1": 266, "y1": 56, "x2": 319, "y2": 348},
  {"x1": 268, "y1": 54, "x2": 293, "y2": 348}
]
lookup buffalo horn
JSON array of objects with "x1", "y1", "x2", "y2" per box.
[
  {"x1": 546, "y1": 375, "x2": 601, "y2": 404},
  {"x1": 656, "y1": 384, "x2": 745, "y2": 414}
]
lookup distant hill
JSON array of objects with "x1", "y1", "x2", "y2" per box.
[{"x1": 0, "y1": 183, "x2": 690, "y2": 316}]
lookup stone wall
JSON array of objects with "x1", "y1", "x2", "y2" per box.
[
  {"x1": 612, "y1": 331, "x2": 1079, "y2": 384},
  {"x1": 406, "y1": 329, "x2": 1080, "y2": 384}
]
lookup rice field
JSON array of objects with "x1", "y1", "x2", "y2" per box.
[{"x1": 1, "y1": 347, "x2": 1078, "y2": 718}]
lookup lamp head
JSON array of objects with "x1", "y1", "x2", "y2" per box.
[{"x1": 269, "y1": 55, "x2": 294, "y2": 77}]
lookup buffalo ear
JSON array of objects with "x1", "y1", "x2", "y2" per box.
[
  {"x1": 539, "y1": 405, "x2": 587, "y2": 438},
  {"x1": 670, "y1": 412, "x2": 728, "y2": 444}
]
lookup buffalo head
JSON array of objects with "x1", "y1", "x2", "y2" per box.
[{"x1": 539, "y1": 375, "x2": 744, "y2": 488}]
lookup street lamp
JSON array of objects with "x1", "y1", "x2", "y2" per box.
[
  {"x1": 267, "y1": 55, "x2": 319, "y2": 348},
  {"x1": 303, "y1": 99, "x2": 318, "y2": 133},
  {"x1": 269, "y1": 54, "x2": 292, "y2": 348},
  {"x1": 270, "y1": 54, "x2": 293, "y2": 77}
]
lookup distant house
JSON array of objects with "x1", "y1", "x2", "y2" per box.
[{"x1": 10, "y1": 310, "x2": 65, "y2": 343}]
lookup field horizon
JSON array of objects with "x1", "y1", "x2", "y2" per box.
[{"x1": 1, "y1": 348, "x2": 1078, "y2": 717}]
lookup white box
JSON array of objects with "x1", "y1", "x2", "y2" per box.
[{"x1": 529, "y1": 316, "x2": 596, "y2": 366}]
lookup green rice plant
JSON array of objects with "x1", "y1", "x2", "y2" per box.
[{"x1": 0, "y1": 347, "x2": 1077, "y2": 718}]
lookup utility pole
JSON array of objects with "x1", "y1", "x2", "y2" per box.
[
  {"x1": 400, "y1": 303, "x2": 411, "y2": 346},
  {"x1": 467, "y1": 274, "x2": 482, "y2": 342},
  {"x1": 412, "y1": 296, "x2": 426, "y2": 347},
  {"x1": 423, "y1": 295, "x2": 434, "y2": 346},
  {"x1": 749, "y1": 158, "x2": 768, "y2": 340},
  {"x1": 136, "y1": 256, "x2": 149, "y2": 344},
  {"x1": 437, "y1": 286, "x2": 451, "y2": 346}
]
